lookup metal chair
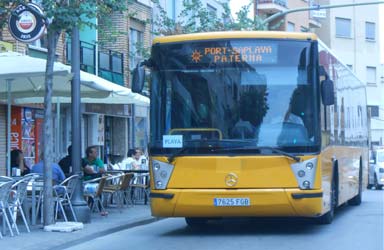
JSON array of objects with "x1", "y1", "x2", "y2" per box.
[
  {"x1": 53, "y1": 175, "x2": 79, "y2": 222},
  {"x1": 9, "y1": 176, "x2": 33, "y2": 233},
  {"x1": 130, "y1": 173, "x2": 150, "y2": 205},
  {"x1": 0, "y1": 181, "x2": 18, "y2": 237}
]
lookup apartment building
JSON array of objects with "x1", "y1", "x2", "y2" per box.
[
  {"x1": 254, "y1": 0, "x2": 320, "y2": 31},
  {"x1": 253, "y1": 0, "x2": 383, "y2": 146},
  {"x1": 315, "y1": 0, "x2": 383, "y2": 146}
]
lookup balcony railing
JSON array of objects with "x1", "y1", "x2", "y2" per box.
[
  {"x1": 66, "y1": 40, "x2": 124, "y2": 86},
  {"x1": 258, "y1": 0, "x2": 287, "y2": 7},
  {"x1": 256, "y1": 0, "x2": 287, "y2": 14}
]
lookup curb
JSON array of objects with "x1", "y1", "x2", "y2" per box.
[{"x1": 52, "y1": 216, "x2": 160, "y2": 250}]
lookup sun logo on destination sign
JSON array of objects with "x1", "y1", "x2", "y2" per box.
[{"x1": 191, "y1": 50, "x2": 203, "y2": 63}]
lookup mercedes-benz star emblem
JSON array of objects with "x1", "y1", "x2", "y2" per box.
[{"x1": 225, "y1": 173, "x2": 238, "y2": 187}]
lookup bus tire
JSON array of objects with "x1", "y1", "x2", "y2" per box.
[
  {"x1": 185, "y1": 217, "x2": 208, "y2": 228},
  {"x1": 348, "y1": 165, "x2": 362, "y2": 206},
  {"x1": 317, "y1": 174, "x2": 337, "y2": 224}
]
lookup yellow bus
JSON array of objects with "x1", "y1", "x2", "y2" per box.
[{"x1": 132, "y1": 31, "x2": 369, "y2": 226}]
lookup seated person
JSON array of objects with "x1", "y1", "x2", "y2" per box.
[
  {"x1": 31, "y1": 152, "x2": 65, "y2": 185},
  {"x1": 119, "y1": 149, "x2": 136, "y2": 170},
  {"x1": 11, "y1": 149, "x2": 31, "y2": 176},
  {"x1": 82, "y1": 145, "x2": 105, "y2": 181},
  {"x1": 131, "y1": 148, "x2": 145, "y2": 170},
  {"x1": 58, "y1": 145, "x2": 73, "y2": 177}
]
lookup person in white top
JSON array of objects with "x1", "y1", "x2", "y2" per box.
[{"x1": 120, "y1": 149, "x2": 136, "y2": 170}]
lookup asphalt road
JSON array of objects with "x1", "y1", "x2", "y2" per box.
[{"x1": 64, "y1": 189, "x2": 383, "y2": 250}]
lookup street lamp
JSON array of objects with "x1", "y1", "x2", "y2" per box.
[{"x1": 70, "y1": 24, "x2": 91, "y2": 223}]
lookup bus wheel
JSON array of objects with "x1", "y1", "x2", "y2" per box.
[
  {"x1": 348, "y1": 166, "x2": 362, "y2": 206},
  {"x1": 185, "y1": 217, "x2": 208, "y2": 228},
  {"x1": 317, "y1": 177, "x2": 336, "y2": 224}
]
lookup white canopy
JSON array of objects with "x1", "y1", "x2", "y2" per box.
[
  {"x1": 0, "y1": 52, "x2": 111, "y2": 100},
  {"x1": 0, "y1": 52, "x2": 149, "y2": 106},
  {"x1": 0, "y1": 51, "x2": 149, "y2": 175}
]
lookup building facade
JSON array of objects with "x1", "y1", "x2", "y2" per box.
[
  {"x1": 314, "y1": 0, "x2": 383, "y2": 147},
  {"x1": 253, "y1": 0, "x2": 383, "y2": 147}
]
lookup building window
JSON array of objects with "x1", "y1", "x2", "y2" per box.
[
  {"x1": 368, "y1": 106, "x2": 379, "y2": 117},
  {"x1": 365, "y1": 22, "x2": 375, "y2": 41},
  {"x1": 335, "y1": 17, "x2": 351, "y2": 38},
  {"x1": 287, "y1": 22, "x2": 295, "y2": 32},
  {"x1": 129, "y1": 28, "x2": 144, "y2": 70},
  {"x1": 366, "y1": 66, "x2": 376, "y2": 85}
]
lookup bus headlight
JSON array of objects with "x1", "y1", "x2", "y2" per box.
[
  {"x1": 306, "y1": 162, "x2": 314, "y2": 170},
  {"x1": 151, "y1": 159, "x2": 174, "y2": 190},
  {"x1": 298, "y1": 170, "x2": 306, "y2": 177},
  {"x1": 302, "y1": 181, "x2": 311, "y2": 189},
  {"x1": 290, "y1": 157, "x2": 318, "y2": 190}
]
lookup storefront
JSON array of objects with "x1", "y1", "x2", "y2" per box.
[
  {"x1": 83, "y1": 103, "x2": 149, "y2": 165},
  {"x1": 0, "y1": 105, "x2": 44, "y2": 175}
]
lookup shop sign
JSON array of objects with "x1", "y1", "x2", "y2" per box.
[{"x1": 8, "y1": 3, "x2": 46, "y2": 43}]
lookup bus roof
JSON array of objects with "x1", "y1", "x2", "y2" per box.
[{"x1": 153, "y1": 31, "x2": 318, "y2": 44}]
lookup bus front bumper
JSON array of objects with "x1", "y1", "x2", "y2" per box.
[{"x1": 149, "y1": 189, "x2": 323, "y2": 218}]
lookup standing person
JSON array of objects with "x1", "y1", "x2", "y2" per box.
[
  {"x1": 11, "y1": 149, "x2": 31, "y2": 176},
  {"x1": 58, "y1": 145, "x2": 73, "y2": 177},
  {"x1": 31, "y1": 152, "x2": 65, "y2": 185},
  {"x1": 82, "y1": 145, "x2": 105, "y2": 181}
]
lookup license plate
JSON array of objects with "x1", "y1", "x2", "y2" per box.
[{"x1": 214, "y1": 198, "x2": 250, "y2": 207}]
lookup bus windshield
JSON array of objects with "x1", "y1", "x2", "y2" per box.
[{"x1": 149, "y1": 39, "x2": 320, "y2": 155}]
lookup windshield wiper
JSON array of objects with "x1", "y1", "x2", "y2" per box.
[
  {"x1": 167, "y1": 146, "x2": 189, "y2": 163},
  {"x1": 212, "y1": 146, "x2": 301, "y2": 162}
]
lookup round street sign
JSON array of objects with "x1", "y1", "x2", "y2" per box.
[{"x1": 8, "y1": 3, "x2": 46, "y2": 43}]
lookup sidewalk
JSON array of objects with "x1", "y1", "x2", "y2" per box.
[{"x1": 0, "y1": 204, "x2": 157, "y2": 250}]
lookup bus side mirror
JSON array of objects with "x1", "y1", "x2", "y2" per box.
[
  {"x1": 132, "y1": 62, "x2": 145, "y2": 93},
  {"x1": 321, "y1": 79, "x2": 334, "y2": 106}
]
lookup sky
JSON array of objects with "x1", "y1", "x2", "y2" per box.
[
  {"x1": 380, "y1": 5, "x2": 384, "y2": 64},
  {"x1": 229, "y1": 0, "x2": 253, "y2": 19},
  {"x1": 230, "y1": 1, "x2": 384, "y2": 64}
]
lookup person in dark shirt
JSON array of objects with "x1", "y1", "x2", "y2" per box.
[
  {"x1": 58, "y1": 145, "x2": 73, "y2": 177},
  {"x1": 11, "y1": 149, "x2": 31, "y2": 176}
]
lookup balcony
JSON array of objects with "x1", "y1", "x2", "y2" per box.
[
  {"x1": 256, "y1": 0, "x2": 287, "y2": 14},
  {"x1": 309, "y1": 17, "x2": 322, "y2": 28},
  {"x1": 66, "y1": 41, "x2": 124, "y2": 86}
]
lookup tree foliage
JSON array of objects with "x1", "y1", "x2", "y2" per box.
[{"x1": 151, "y1": 0, "x2": 282, "y2": 36}]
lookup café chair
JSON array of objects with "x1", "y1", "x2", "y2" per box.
[
  {"x1": 84, "y1": 176, "x2": 107, "y2": 214},
  {"x1": 130, "y1": 173, "x2": 150, "y2": 205},
  {"x1": 9, "y1": 176, "x2": 33, "y2": 233},
  {"x1": 53, "y1": 175, "x2": 79, "y2": 222},
  {"x1": 0, "y1": 181, "x2": 17, "y2": 237},
  {"x1": 103, "y1": 173, "x2": 134, "y2": 208}
]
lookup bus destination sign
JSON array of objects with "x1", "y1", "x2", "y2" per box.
[{"x1": 191, "y1": 44, "x2": 278, "y2": 64}]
